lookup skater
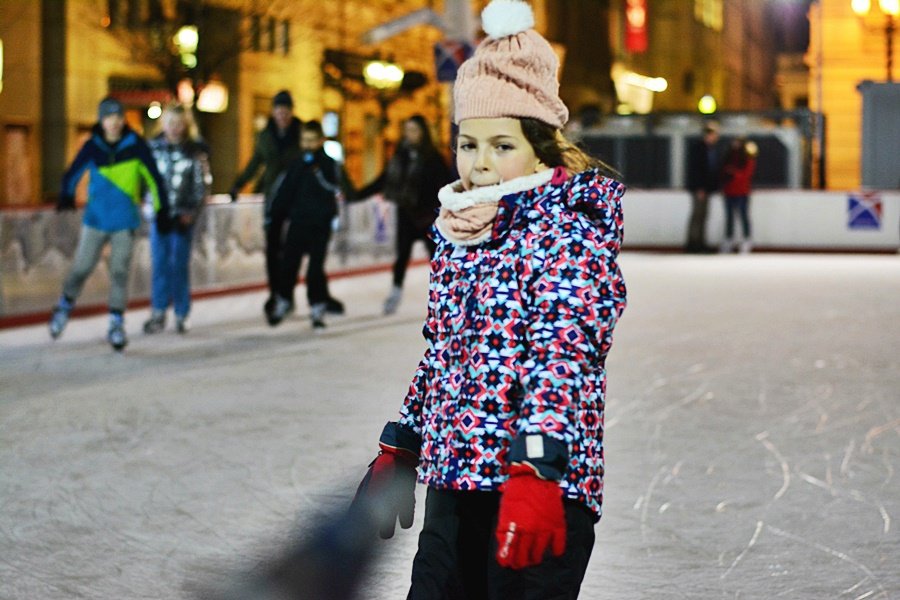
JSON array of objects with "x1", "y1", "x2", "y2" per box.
[
  {"x1": 143, "y1": 104, "x2": 211, "y2": 335},
  {"x1": 719, "y1": 137, "x2": 757, "y2": 254},
  {"x1": 266, "y1": 120, "x2": 353, "y2": 329},
  {"x1": 229, "y1": 90, "x2": 304, "y2": 319},
  {"x1": 353, "y1": 1, "x2": 627, "y2": 597},
  {"x1": 357, "y1": 115, "x2": 452, "y2": 315},
  {"x1": 49, "y1": 96, "x2": 167, "y2": 351}
]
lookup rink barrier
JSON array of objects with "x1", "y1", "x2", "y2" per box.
[{"x1": 1, "y1": 190, "x2": 898, "y2": 328}]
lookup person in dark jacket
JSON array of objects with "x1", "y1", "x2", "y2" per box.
[
  {"x1": 267, "y1": 120, "x2": 353, "y2": 329},
  {"x1": 229, "y1": 90, "x2": 303, "y2": 317},
  {"x1": 357, "y1": 115, "x2": 453, "y2": 314},
  {"x1": 143, "y1": 104, "x2": 211, "y2": 334},
  {"x1": 684, "y1": 121, "x2": 721, "y2": 253},
  {"x1": 49, "y1": 96, "x2": 167, "y2": 351}
]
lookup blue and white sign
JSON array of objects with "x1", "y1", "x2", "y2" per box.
[{"x1": 847, "y1": 191, "x2": 882, "y2": 230}]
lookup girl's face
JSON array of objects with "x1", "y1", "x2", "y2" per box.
[
  {"x1": 403, "y1": 120, "x2": 424, "y2": 146},
  {"x1": 456, "y1": 118, "x2": 545, "y2": 191},
  {"x1": 162, "y1": 113, "x2": 187, "y2": 143}
]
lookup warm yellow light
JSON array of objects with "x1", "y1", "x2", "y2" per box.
[
  {"x1": 622, "y1": 72, "x2": 668, "y2": 93},
  {"x1": 852, "y1": 0, "x2": 871, "y2": 15},
  {"x1": 197, "y1": 80, "x2": 228, "y2": 113},
  {"x1": 363, "y1": 60, "x2": 404, "y2": 90},
  {"x1": 147, "y1": 102, "x2": 162, "y2": 120},
  {"x1": 698, "y1": 94, "x2": 718, "y2": 114},
  {"x1": 174, "y1": 25, "x2": 199, "y2": 54},
  {"x1": 879, "y1": 0, "x2": 899, "y2": 16},
  {"x1": 0, "y1": 39, "x2": 4, "y2": 95}
]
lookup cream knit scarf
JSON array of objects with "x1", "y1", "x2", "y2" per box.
[{"x1": 435, "y1": 169, "x2": 555, "y2": 246}]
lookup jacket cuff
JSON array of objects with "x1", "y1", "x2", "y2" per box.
[
  {"x1": 507, "y1": 434, "x2": 569, "y2": 481},
  {"x1": 378, "y1": 421, "x2": 421, "y2": 457}
]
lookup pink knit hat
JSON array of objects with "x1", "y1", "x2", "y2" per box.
[{"x1": 453, "y1": 0, "x2": 568, "y2": 128}]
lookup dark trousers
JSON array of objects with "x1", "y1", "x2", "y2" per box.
[
  {"x1": 393, "y1": 212, "x2": 436, "y2": 288},
  {"x1": 276, "y1": 221, "x2": 331, "y2": 306},
  {"x1": 408, "y1": 488, "x2": 596, "y2": 600},
  {"x1": 265, "y1": 219, "x2": 284, "y2": 299},
  {"x1": 686, "y1": 190, "x2": 711, "y2": 249},
  {"x1": 724, "y1": 195, "x2": 751, "y2": 238}
]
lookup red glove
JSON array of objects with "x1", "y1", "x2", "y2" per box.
[
  {"x1": 495, "y1": 464, "x2": 566, "y2": 569},
  {"x1": 353, "y1": 422, "x2": 420, "y2": 539}
]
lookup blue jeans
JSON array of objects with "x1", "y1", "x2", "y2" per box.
[
  {"x1": 724, "y1": 195, "x2": 751, "y2": 239},
  {"x1": 149, "y1": 222, "x2": 194, "y2": 318}
]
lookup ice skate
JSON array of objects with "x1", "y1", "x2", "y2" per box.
[
  {"x1": 143, "y1": 310, "x2": 166, "y2": 334},
  {"x1": 107, "y1": 314, "x2": 128, "y2": 351},
  {"x1": 176, "y1": 316, "x2": 189, "y2": 334},
  {"x1": 268, "y1": 296, "x2": 293, "y2": 326},
  {"x1": 383, "y1": 286, "x2": 402, "y2": 315},
  {"x1": 325, "y1": 297, "x2": 345, "y2": 315},
  {"x1": 310, "y1": 302, "x2": 327, "y2": 329},
  {"x1": 49, "y1": 300, "x2": 73, "y2": 340}
]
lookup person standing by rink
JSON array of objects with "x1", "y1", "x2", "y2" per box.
[
  {"x1": 684, "y1": 120, "x2": 722, "y2": 253},
  {"x1": 143, "y1": 104, "x2": 211, "y2": 334},
  {"x1": 719, "y1": 137, "x2": 757, "y2": 254},
  {"x1": 357, "y1": 115, "x2": 453, "y2": 315},
  {"x1": 352, "y1": 1, "x2": 627, "y2": 597},
  {"x1": 49, "y1": 96, "x2": 167, "y2": 351}
]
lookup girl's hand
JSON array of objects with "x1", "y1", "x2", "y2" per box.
[{"x1": 495, "y1": 464, "x2": 566, "y2": 569}]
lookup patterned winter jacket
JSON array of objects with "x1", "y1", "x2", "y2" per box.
[
  {"x1": 398, "y1": 167, "x2": 626, "y2": 518},
  {"x1": 60, "y1": 124, "x2": 165, "y2": 232},
  {"x1": 148, "y1": 135, "x2": 210, "y2": 220}
]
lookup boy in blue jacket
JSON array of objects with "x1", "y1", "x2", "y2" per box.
[{"x1": 49, "y1": 97, "x2": 167, "y2": 351}]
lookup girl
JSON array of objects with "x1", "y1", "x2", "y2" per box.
[
  {"x1": 143, "y1": 104, "x2": 210, "y2": 334},
  {"x1": 354, "y1": 1, "x2": 626, "y2": 597},
  {"x1": 357, "y1": 115, "x2": 453, "y2": 315}
]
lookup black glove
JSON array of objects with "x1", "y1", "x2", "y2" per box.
[
  {"x1": 229, "y1": 186, "x2": 239, "y2": 203},
  {"x1": 56, "y1": 194, "x2": 76, "y2": 212},
  {"x1": 352, "y1": 422, "x2": 421, "y2": 539},
  {"x1": 155, "y1": 208, "x2": 174, "y2": 234}
]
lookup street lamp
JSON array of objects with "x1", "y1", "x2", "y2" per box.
[
  {"x1": 852, "y1": 0, "x2": 900, "y2": 82},
  {"x1": 363, "y1": 60, "x2": 404, "y2": 90}
]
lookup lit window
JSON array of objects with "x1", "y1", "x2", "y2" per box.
[{"x1": 694, "y1": 0, "x2": 723, "y2": 31}]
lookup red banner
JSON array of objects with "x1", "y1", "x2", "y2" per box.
[{"x1": 625, "y1": 0, "x2": 648, "y2": 53}]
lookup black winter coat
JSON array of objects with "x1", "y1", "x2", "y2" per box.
[{"x1": 269, "y1": 149, "x2": 344, "y2": 229}]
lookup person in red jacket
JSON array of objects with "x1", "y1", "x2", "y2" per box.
[{"x1": 719, "y1": 138, "x2": 758, "y2": 253}]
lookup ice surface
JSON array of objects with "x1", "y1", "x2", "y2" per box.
[{"x1": 1, "y1": 253, "x2": 898, "y2": 599}]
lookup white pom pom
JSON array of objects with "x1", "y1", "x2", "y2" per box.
[{"x1": 481, "y1": 0, "x2": 534, "y2": 39}]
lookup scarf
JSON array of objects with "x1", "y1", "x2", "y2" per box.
[{"x1": 435, "y1": 169, "x2": 556, "y2": 245}]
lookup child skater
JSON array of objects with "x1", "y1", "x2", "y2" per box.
[{"x1": 353, "y1": 1, "x2": 627, "y2": 597}]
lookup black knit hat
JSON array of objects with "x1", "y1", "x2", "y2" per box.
[{"x1": 272, "y1": 90, "x2": 294, "y2": 109}]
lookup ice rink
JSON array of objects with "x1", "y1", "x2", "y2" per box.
[{"x1": 1, "y1": 252, "x2": 898, "y2": 599}]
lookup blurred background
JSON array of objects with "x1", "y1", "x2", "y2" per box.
[{"x1": 0, "y1": 0, "x2": 898, "y2": 320}]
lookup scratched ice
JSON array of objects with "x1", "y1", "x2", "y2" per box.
[{"x1": 1, "y1": 253, "x2": 898, "y2": 599}]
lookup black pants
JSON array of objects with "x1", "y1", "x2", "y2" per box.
[
  {"x1": 276, "y1": 221, "x2": 331, "y2": 306},
  {"x1": 394, "y1": 211, "x2": 436, "y2": 288},
  {"x1": 408, "y1": 488, "x2": 596, "y2": 600}
]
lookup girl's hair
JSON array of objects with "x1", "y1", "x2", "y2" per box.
[
  {"x1": 159, "y1": 103, "x2": 201, "y2": 141},
  {"x1": 405, "y1": 114, "x2": 439, "y2": 155},
  {"x1": 519, "y1": 118, "x2": 618, "y2": 177}
]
